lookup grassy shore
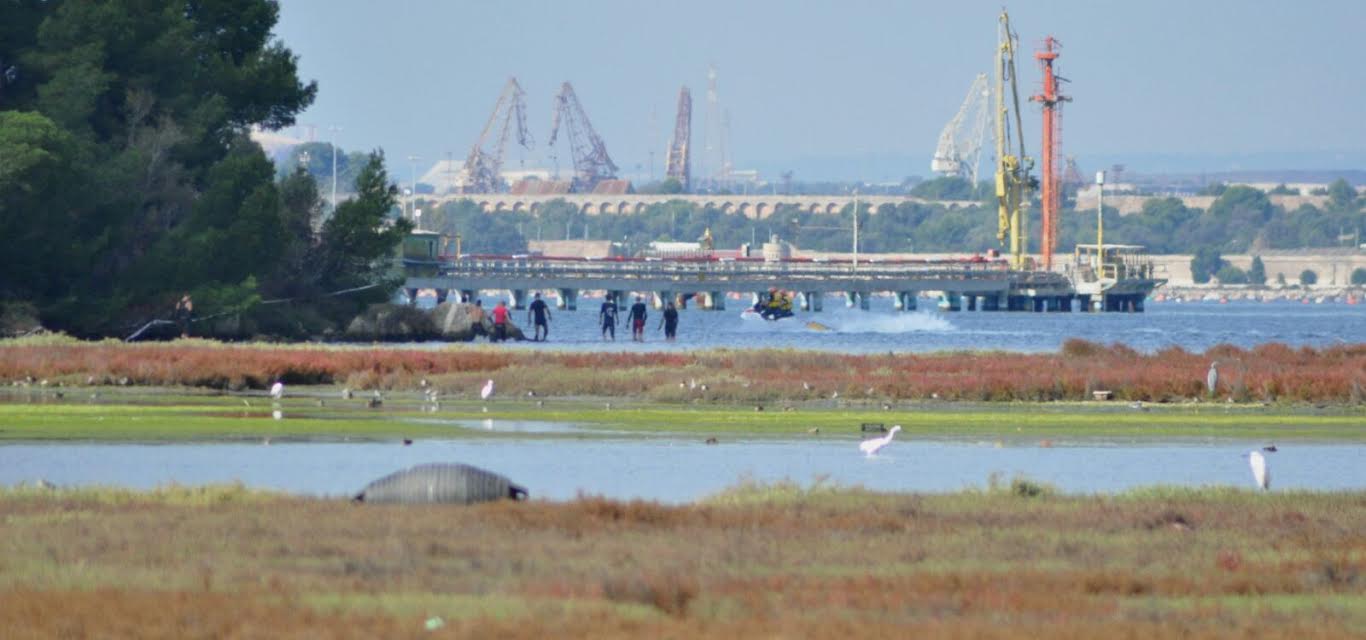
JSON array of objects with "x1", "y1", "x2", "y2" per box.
[
  {"x1": 0, "y1": 484, "x2": 1362, "y2": 638},
  {"x1": 2, "y1": 335, "x2": 1365, "y2": 404},
  {"x1": 2, "y1": 389, "x2": 1364, "y2": 441}
]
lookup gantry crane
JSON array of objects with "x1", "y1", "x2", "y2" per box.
[
  {"x1": 461, "y1": 77, "x2": 533, "y2": 194},
  {"x1": 548, "y1": 82, "x2": 619, "y2": 193},
  {"x1": 994, "y1": 9, "x2": 1035, "y2": 270},
  {"x1": 931, "y1": 73, "x2": 990, "y2": 187},
  {"x1": 665, "y1": 86, "x2": 692, "y2": 191}
]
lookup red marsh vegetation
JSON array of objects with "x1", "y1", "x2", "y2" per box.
[{"x1": 1, "y1": 338, "x2": 1363, "y2": 403}]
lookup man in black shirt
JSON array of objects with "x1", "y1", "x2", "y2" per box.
[
  {"x1": 659, "y1": 301, "x2": 679, "y2": 341},
  {"x1": 528, "y1": 293, "x2": 551, "y2": 342},
  {"x1": 599, "y1": 295, "x2": 619, "y2": 341},
  {"x1": 628, "y1": 295, "x2": 648, "y2": 342}
]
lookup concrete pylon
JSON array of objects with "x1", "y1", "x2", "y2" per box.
[
  {"x1": 556, "y1": 288, "x2": 578, "y2": 310},
  {"x1": 845, "y1": 291, "x2": 870, "y2": 310},
  {"x1": 894, "y1": 291, "x2": 917, "y2": 311},
  {"x1": 799, "y1": 291, "x2": 824, "y2": 312}
]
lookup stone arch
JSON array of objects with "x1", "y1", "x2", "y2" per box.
[
  {"x1": 632, "y1": 202, "x2": 646, "y2": 214},
  {"x1": 493, "y1": 201, "x2": 509, "y2": 213},
  {"x1": 529, "y1": 202, "x2": 541, "y2": 214},
  {"x1": 721, "y1": 202, "x2": 736, "y2": 214},
  {"x1": 597, "y1": 202, "x2": 614, "y2": 215},
  {"x1": 806, "y1": 203, "x2": 821, "y2": 214},
  {"x1": 737, "y1": 202, "x2": 752, "y2": 218},
  {"x1": 477, "y1": 201, "x2": 492, "y2": 213},
  {"x1": 754, "y1": 202, "x2": 770, "y2": 218},
  {"x1": 825, "y1": 202, "x2": 840, "y2": 214},
  {"x1": 703, "y1": 201, "x2": 718, "y2": 211},
  {"x1": 511, "y1": 201, "x2": 527, "y2": 213},
  {"x1": 617, "y1": 201, "x2": 629, "y2": 214},
  {"x1": 579, "y1": 202, "x2": 594, "y2": 214}
]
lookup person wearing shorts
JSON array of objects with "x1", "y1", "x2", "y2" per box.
[
  {"x1": 628, "y1": 296, "x2": 648, "y2": 342},
  {"x1": 528, "y1": 293, "x2": 551, "y2": 342}
]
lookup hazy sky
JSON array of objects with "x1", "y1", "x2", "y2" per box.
[{"x1": 274, "y1": 1, "x2": 1366, "y2": 181}]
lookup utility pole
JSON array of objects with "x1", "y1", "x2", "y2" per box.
[
  {"x1": 407, "y1": 155, "x2": 421, "y2": 220},
  {"x1": 852, "y1": 189, "x2": 860, "y2": 271},
  {"x1": 328, "y1": 125, "x2": 342, "y2": 212}
]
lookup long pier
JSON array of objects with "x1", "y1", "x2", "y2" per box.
[{"x1": 401, "y1": 253, "x2": 1127, "y2": 313}]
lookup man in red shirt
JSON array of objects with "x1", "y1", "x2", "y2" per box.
[{"x1": 492, "y1": 300, "x2": 510, "y2": 342}]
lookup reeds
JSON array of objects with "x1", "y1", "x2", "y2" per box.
[{"x1": 1, "y1": 338, "x2": 1363, "y2": 403}]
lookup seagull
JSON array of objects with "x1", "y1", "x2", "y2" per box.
[
  {"x1": 480, "y1": 379, "x2": 495, "y2": 401},
  {"x1": 802, "y1": 381, "x2": 812, "y2": 391},
  {"x1": 689, "y1": 378, "x2": 698, "y2": 390},
  {"x1": 269, "y1": 381, "x2": 284, "y2": 400},
  {"x1": 830, "y1": 391, "x2": 840, "y2": 399},
  {"x1": 860, "y1": 425, "x2": 901, "y2": 456},
  {"x1": 1244, "y1": 449, "x2": 1271, "y2": 490}
]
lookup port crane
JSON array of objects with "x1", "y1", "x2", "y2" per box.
[
  {"x1": 461, "y1": 77, "x2": 533, "y2": 194},
  {"x1": 548, "y1": 82, "x2": 619, "y2": 193},
  {"x1": 994, "y1": 9, "x2": 1034, "y2": 270},
  {"x1": 931, "y1": 73, "x2": 990, "y2": 187}
]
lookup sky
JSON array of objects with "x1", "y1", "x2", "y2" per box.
[{"x1": 274, "y1": 0, "x2": 1366, "y2": 182}]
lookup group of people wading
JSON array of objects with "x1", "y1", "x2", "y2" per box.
[{"x1": 466, "y1": 293, "x2": 680, "y2": 343}]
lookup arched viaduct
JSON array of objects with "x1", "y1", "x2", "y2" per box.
[{"x1": 416, "y1": 194, "x2": 973, "y2": 219}]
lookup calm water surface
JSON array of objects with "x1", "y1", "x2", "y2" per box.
[{"x1": 2, "y1": 433, "x2": 1361, "y2": 502}]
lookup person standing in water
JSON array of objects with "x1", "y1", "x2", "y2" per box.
[
  {"x1": 628, "y1": 295, "x2": 648, "y2": 342},
  {"x1": 528, "y1": 292, "x2": 551, "y2": 342},
  {"x1": 599, "y1": 294, "x2": 619, "y2": 341},
  {"x1": 491, "y1": 300, "x2": 510, "y2": 342},
  {"x1": 659, "y1": 301, "x2": 679, "y2": 341}
]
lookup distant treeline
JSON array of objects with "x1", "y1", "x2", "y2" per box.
[{"x1": 420, "y1": 177, "x2": 1365, "y2": 258}]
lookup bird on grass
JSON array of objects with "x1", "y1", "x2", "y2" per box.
[
  {"x1": 705, "y1": 437, "x2": 718, "y2": 445},
  {"x1": 481, "y1": 379, "x2": 495, "y2": 401},
  {"x1": 368, "y1": 390, "x2": 383, "y2": 409},
  {"x1": 341, "y1": 387, "x2": 353, "y2": 400},
  {"x1": 859, "y1": 425, "x2": 902, "y2": 457},
  {"x1": 1207, "y1": 362, "x2": 1219, "y2": 396},
  {"x1": 270, "y1": 381, "x2": 284, "y2": 400},
  {"x1": 1244, "y1": 448, "x2": 1272, "y2": 490}
]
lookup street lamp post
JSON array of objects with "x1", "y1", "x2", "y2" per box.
[{"x1": 407, "y1": 155, "x2": 421, "y2": 221}]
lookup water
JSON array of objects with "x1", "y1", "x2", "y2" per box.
[
  {"x1": 2, "y1": 434, "x2": 1361, "y2": 502},
  {"x1": 413, "y1": 296, "x2": 1366, "y2": 354}
]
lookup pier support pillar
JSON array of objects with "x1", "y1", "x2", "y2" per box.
[
  {"x1": 981, "y1": 294, "x2": 1002, "y2": 312},
  {"x1": 435, "y1": 289, "x2": 449, "y2": 305},
  {"x1": 702, "y1": 291, "x2": 726, "y2": 310},
  {"x1": 846, "y1": 291, "x2": 870, "y2": 310},
  {"x1": 894, "y1": 291, "x2": 918, "y2": 311},
  {"x1": 459, "y1": 289, "x2": 477, "y2": 304},
  {"x1": 652, "y1": 291, "x2": 673, "y2": 310},
  {"x1": 509, "y1": 289, "x2": 528, "y2": 310},
  {"x1": 965, "y1": 295, "x2": 978, "y2": 312},
  {"x1": 404, "y1": 288, "x2": 419, "y2": 306},
  {"x1": 556, "y1": 288, "x2": 578, "y2": 311},
  {"x1": 939, "y1": 292, "x2": 962, "y2": 312},
  {"x1": 608, "y1": 290, "x2": 627, "y2": 310},
  {"x1": 799, "y1": 292, "x2": 824, "y2": 312}
]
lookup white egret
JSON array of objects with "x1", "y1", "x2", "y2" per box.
[
  {"x1": 1206, "y1": 362, "x2": 1219, "y2": 396},
  {"x1": 270, "y1": 381, "x2": 284, "y2": 400},
  {"x1": 480, "y1": 379, "x2": 495, "y2": 400},
  {"x1": 341, "y1": 387, "x2": 353, "y2": 400},
  {"x1": 1244, "y1": 449, "x2": 1271, "y2": 490},
  {"x1": 859, "y1": 425, "x2": 902, "y2": 457}
]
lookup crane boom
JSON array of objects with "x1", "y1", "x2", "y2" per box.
[
  {"x1": 461, "y1": 77, "x2": 532, "y2": 194},
  {"x1": 665, "y1": 86, "x2": 692, "y2": 190},
  {"x1": 932, "y1": 73, "x2": 989, "y2": 186},
  {"x1": 994, "y1": 9, "x2": 1033, "y2": 270},
  {"x1": 548, "y1": 82, "x2": 619, "y2": 193}
]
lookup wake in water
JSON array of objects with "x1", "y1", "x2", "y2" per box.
[{"x1": 738, "y1": 309, "x2": 955, "y2": 334}]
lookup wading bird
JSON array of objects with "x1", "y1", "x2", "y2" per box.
[
  {"x1": 1206, "y1": 362, "x2": 1219, "y2": 396},
  {"x1": 1244, "y1": 449, "x2": 1271, "y2": 490},
  {"x1": 859, "y1": 425, "x2": 902, "y2": 457},
  {"x1": 270, "y1": 381, "x2": 284, "y2": 400},
  {"x1": 480, "y1": 379, "x2": 495, "y2": 401}
]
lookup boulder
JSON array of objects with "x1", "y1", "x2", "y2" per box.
[
  {"x1": 345, "y1": 304, "x2": 439, "y2": 341},
  {"x1": 430, "y1": 302, "x2": 525, "y2": 342}
]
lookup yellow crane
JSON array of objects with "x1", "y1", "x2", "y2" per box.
[{"x1": 994, "y1": 9, "x2": 1034, "y2": 270}]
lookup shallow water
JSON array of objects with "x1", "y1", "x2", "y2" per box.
[
  {"x1": 409, "y1": 297, "x2": 1366, "y2": 354},
  {"x1": 2, "y1": 432, "x2": 1361, "y2": 502}
]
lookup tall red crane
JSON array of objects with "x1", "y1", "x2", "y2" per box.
[{"x1": 1030, "y1": 36, "x2": 1070, "y2": 270}]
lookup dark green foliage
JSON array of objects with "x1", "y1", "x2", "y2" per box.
[
  {"x1": 1190, "y1": 247, "x2": 1224, "y2": 284},
  {"x1": 1248, "y1": 256, "x2": 1267, "y2": 286},
  {"x1": 1300, "y1": 269, "x2": 1319, "y2": 286},
  {"x1": 1326, "y1": 178, "x2": 1357, "y2": 210},
  {"x1": 910, "y1": 176, "x2": 980, "y2": 201},
  {"x1": 1351, "y1": 268, "x2": 1366, "y2": 286},
  {"x1": 1214, "y1": 264, "x2": 1248, "y2": 285}
]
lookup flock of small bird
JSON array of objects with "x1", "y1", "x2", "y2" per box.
[{"x1": 213, "y1": 361, "x2": 1283, "y2": 492}]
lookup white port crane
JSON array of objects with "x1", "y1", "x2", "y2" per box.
[{"x1": 930, "y1": 73, "x2": 990, "y2": 186}]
